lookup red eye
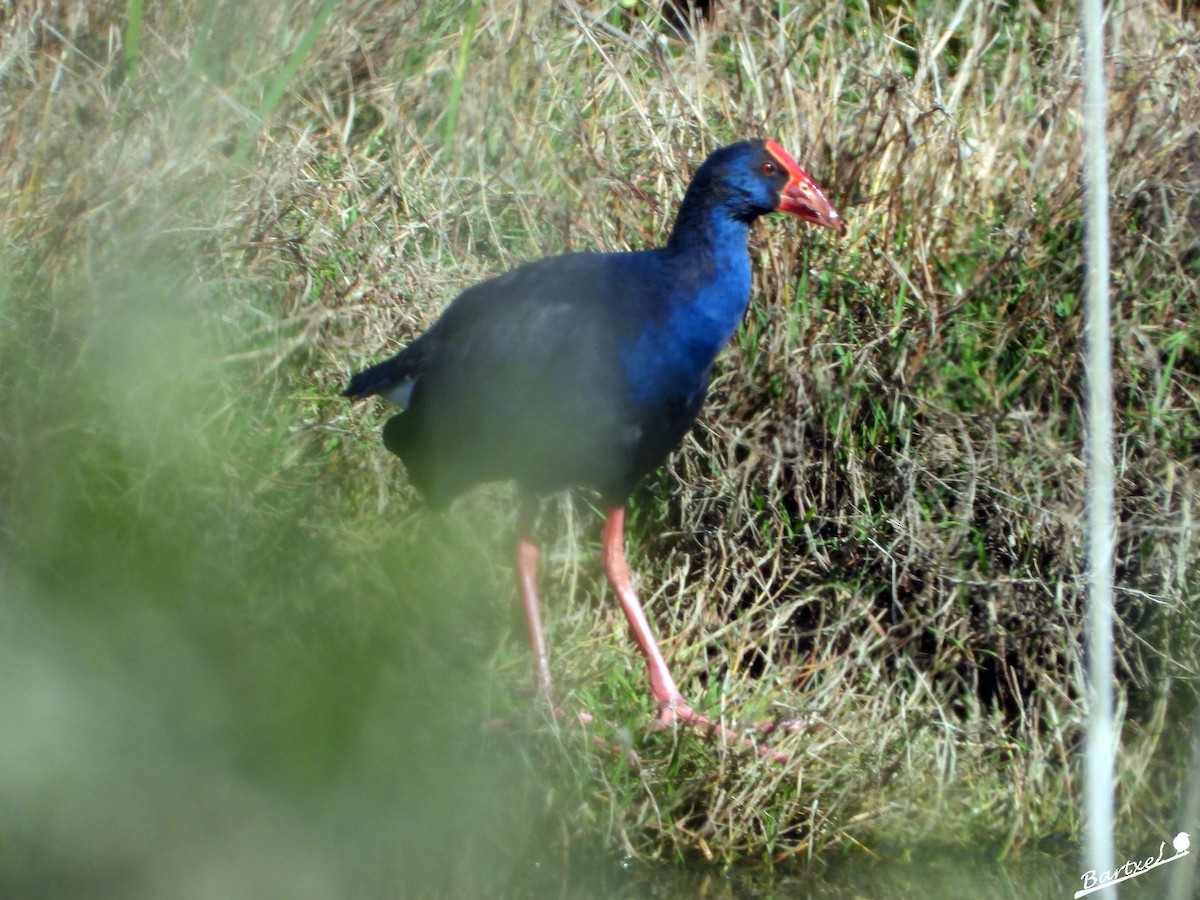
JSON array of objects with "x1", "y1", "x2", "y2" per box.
[{"x1": 761, "y1": 161, "x2": 777, "y2": 175}]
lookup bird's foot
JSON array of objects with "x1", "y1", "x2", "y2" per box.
[
  {"x1": 754, "y1": 714, "x2": 810, "y2": 737},
  {"x1": 650, "y1": 697, "x2": 793, "y2": 763},
  {"x1": 487, "y1": 686, "x2": 595, "y2": 730},
  {"x1": 547, "y1": 699, "x2": 648, "y2": 765},
  {"x1": 551, "y1": 703, "x2": 594, "y2": 727}
]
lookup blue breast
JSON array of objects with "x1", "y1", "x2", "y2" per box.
[{"x1": 618, "y1": 216, "x2": 754, "y2": 409}]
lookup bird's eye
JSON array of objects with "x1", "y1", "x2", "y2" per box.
[{"x1": 760, "y1": 161, "x2": 777, "y2": 175}]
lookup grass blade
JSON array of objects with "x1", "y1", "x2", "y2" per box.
[
  {"x1": 233, "y1": 0, "x2": 338, "y2": 164},
  {"x1": 124, "y1": 0, "x2": 143, "y2": 85}
]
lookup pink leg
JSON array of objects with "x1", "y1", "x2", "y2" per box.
[
  {"x1": 603, "y1": 506, "x2": 789, "y2": 762},
  {"x1": 515, "y1": 501, "x2": 594, "y2": 727},
  {"x1": 516, "y1": 499, "x2": 553, "y2": 697},
  {"x1": 602, "y1": 507, "x2": 686, "y2": 715}
]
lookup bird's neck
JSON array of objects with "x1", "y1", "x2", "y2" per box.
[
  {"x1": 660, "y1": 198, "x2": 755, "y2": 334},
  {"x1": 666, "y1": 192, "x2": 753, "y2": 257},
  {"x1": 620, "y1": 202, "x2": 755, "y2": 409}
]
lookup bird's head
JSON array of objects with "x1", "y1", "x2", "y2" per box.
[{"x1": 696, "y1": 139, "x2": 842, "y2": 230}]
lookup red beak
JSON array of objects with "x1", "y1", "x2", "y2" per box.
[{"x1": 765, "y1": 140, "x2": 843, "y2": 231}]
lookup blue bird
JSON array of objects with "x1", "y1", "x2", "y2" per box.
[{"x1": 345, "y1": 140, "x2": 841, "y2": 753}]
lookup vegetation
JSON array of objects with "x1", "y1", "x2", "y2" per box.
[{"x1": 1, "y1": 0, "x2": 1197, "y2": 894}]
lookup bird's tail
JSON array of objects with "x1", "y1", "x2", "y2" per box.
[{"x1": 343, "y1": 350, "x2": 418, "y2": 402}]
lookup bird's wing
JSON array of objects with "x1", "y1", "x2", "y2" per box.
[
  {"x1": 396, "y1": 252, "x2": 651, "y2": 500},
  {"x1": 415, "y1": 253, "x2": 632, "y2": 427}
]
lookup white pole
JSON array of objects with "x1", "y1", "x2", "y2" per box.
[{"x1": 1080, "y1": 0, "x2": 1116, "y2": 890}]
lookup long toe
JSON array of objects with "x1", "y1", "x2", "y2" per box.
[{"x1": 652, "y1": 700, "x2": 792, "y2": 763}]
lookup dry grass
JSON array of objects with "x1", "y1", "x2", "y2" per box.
[{"x1": 2, "y1": 0, "x2": 1199, "y2": 891}]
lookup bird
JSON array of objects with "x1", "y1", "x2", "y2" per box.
[{"x1": 345, "y1": 139, "x2": 841, "y2": 754}]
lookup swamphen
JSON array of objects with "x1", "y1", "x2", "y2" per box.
[{"x1": 345, "y1": 140, "x2": 841, "y2": 753}]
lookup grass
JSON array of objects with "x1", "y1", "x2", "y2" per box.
[{"x1": 1, "y1": 0, "x2": 1198, "y2": 894}]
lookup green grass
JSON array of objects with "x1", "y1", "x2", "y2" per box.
[
  {"x1": 123, "y1": 0, "x2": 143, "y2": 84},
  {"x1": 1, "y1": 0, "x2": 1198, "y2": 895}
]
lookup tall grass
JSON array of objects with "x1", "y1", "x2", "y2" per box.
[
  {"x1": 1, "y1": 0, "x2": 1197, "y2": 894},
  {"x1": 233, "y1": 0, "x2": 338, "y2": 164}
]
